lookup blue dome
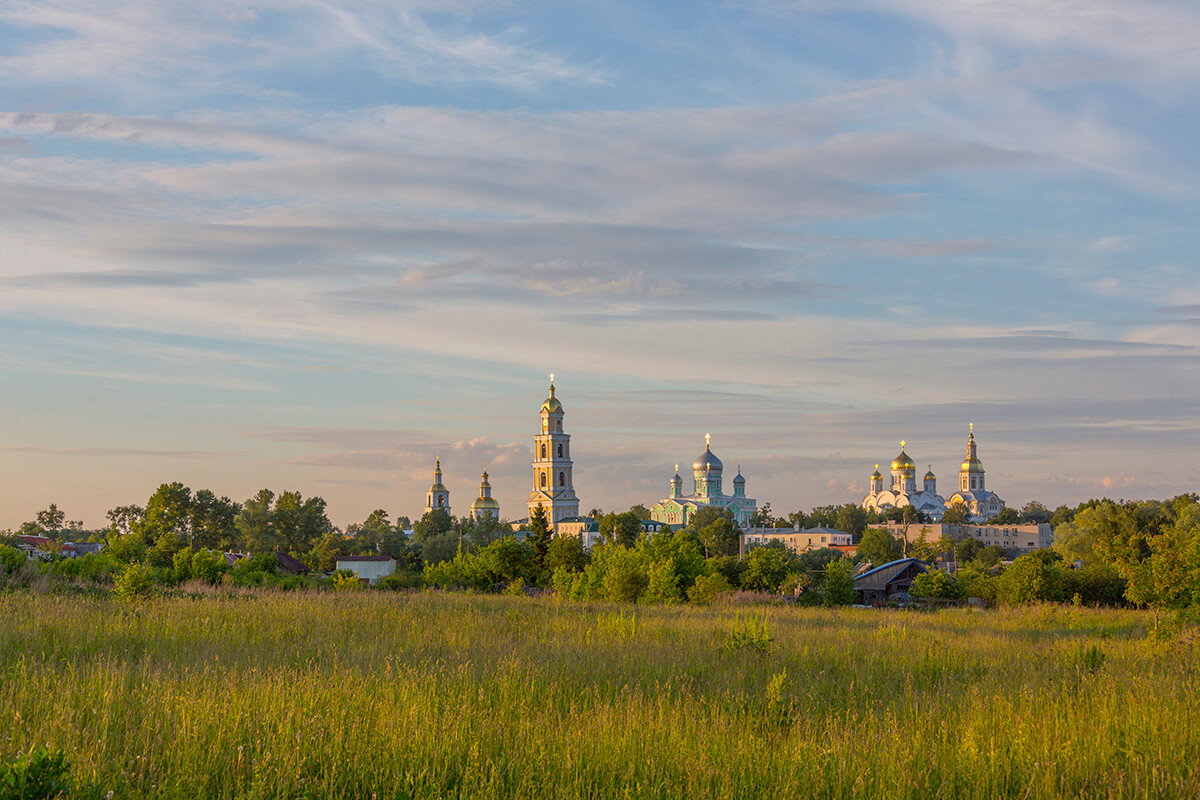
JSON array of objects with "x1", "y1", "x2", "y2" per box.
[{"x1": 693, "y1": 445, "x2": 723, "y2": 473}]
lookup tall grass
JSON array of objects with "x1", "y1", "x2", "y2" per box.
[{"x1": 1, "y1": 591, "x2": 1196, "y2": 799}]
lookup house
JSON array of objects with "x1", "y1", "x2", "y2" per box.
[
  {"x1": 335, "y1": 555, "x2": 396, "y2": 585},
  {"x1": 853, "y1": 558, "x2": 931, "y2": 605},
  {"x1": 273, "y1": 552, "x2": 308, "y2": 575}
]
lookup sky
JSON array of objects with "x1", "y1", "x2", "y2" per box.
[{"x1": 1, "y1": 0, "x2": 1198, "y2": 531}]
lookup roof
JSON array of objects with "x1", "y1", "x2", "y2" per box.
[
  {"x1": 336, "y1": 555, "x2": 395, "y2": 563},
  {"x1": 802, "y1": 526, "x2": 852, "y2": 536},
  {"x1": 854, "y1": 558, "x2": 931, "y2": 590},
  {"x1": 274, "y1": 551, "x2": 309, "y2": 574}
]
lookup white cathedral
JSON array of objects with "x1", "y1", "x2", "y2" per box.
[{"x1": 861, "y1": 425, "x2": 1005, "y2": 521}]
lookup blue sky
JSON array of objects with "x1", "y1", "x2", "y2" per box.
[{"x1": 1, "y1": 0, "x2": 1198, "y2": 529}]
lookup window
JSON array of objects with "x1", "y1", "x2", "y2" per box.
[
  {"x1": 540, "y1": 473, "x2": 547, "y2": 488},
  {"x1": 558, "y1": 471, "x2": 565, "y2": 487},
  {"x1": 557, "y1": 443, "x2": 563, "y2": 458},
  {"x1": 541, "y1": 444, "x2": 547, "y2": 459},
  {"x1": 556, "y1": 420, "x2": 562, "y2": 431}
]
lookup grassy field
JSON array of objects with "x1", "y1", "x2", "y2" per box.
[{"x1": 1, "y1": 589, "x2": 1197, "y2": 799}]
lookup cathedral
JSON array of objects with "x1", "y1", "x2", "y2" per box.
[
  {"x1": 861, "y1": 426, "x2": 1005, "y2": 521},
  {"x1": 527, "y1": 376, "x2": 580, "y2": 526},
  {"x1": 650, "y1": 435, "x2": 757, "y2": 528}
]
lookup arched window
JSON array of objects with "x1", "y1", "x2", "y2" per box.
[
  {"x1": 437, "y1": 496, "x2": 443, "y2": 507},
  {"x1": 541, "y1": 444, "x2": 547, "y2": 459},
  {"x1": 558, "y1": 471, "x2": 565, "y2": 487},
  {"x1": 556, "y1": 420, "x2": 562, "y2": 431},
  {"x1": 557, "y1": 443, "x2": 563, "y2": 458},
  {"x1": 540, "y1": 472, "x2": 547, "y2": 488}
]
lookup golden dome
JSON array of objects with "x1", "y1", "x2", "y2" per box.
[
  {"x1": 540, "y1": 382, "x2": 563, "y2": 414},
  {"x1": 891, "y1": 442, "x2": 915, "y2": 472}
]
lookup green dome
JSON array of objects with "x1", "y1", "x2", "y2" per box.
[{"x1": 961, "y1": 457, "x2": 985, "y2": 474}]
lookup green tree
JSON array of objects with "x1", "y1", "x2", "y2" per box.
[
  {"x1": 628, "y1": 504, "x2": 652, "y2": 521},
  {"x1": 992, "y1": 507, "x2": 1021, "y2": 525},
  {"x1": 528, "y1": 505, "x2": 552, "y2": 571},
  {"x1": 134, "y1": 483, "x2": 193, "y2": 546},
  {"x1": 273, "y1": 491, "x2": 331, "y2": 554},
  {"x1": 741, "y1": 545, "x2": 794, "y2": 593},
  {"x1": 911, "y1": 569, "x2": 964, "y2": 600},
  {"x1": 546, "y1": 535, "x2": 587, "y2": 573},
  {"x1": 858, "y1": 527, "x2": 901, "y2": 566},
  {"x1": 833, "y1": 504, "x2": 869, "y2": 537},
  {"x1": 1021, "y1": 501, "x2": 1052, "y2": 525},
  {"x1": 188, "y1": 490, "x2": 240, "y2": 550},
  {"x1": 995, "y1": 554, "x2": 1059, "y2": 605},
  {"x1": 750, "y1": 502, "x2": 775, "y2": 528},
  {"x1": 823, "y1": 560, "x2": 856, "y2": 606},
  {"x1": 600, "y1": 511, "x2": 641, "y2": 548},
  {"x1": 236, "y1": 489, "x2": 276, "y2": 552},
  {"x1": 106, "y1": 505, "x2": 145, "y2": 539},
  {"x1": 413, "y1": 508, "x2": 453, "y2": 543},
  {"x1": 941, "y1": 504, "x2": 969, "y2": 524},
  {"x1": 35, "y1": 504, "x2": 66, "y2": 532}
]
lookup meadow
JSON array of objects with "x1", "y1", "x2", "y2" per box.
[{"x1": 2, "y1": 589, "x2": 1197, "y2": 799}]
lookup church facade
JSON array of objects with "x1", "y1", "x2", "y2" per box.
[
  {"x1": 861, "y1": 426, "x2": 1005, "y2": 521},
  {"x1": 650, "y1": 435, "x2": 756, "y2": 529},
  {"x1": 527, "y1": 377, "x2": 580, "y2": 526}
]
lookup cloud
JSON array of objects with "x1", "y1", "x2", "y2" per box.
[{"x1": 1087, "y1": 235, "x2": 1132, "y2": 252}]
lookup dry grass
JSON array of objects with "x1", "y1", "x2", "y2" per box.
[{"x1": 1, "y1": 591, "x2": 1196, "y2": 798}]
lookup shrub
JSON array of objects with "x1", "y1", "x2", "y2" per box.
[
  {"x1": 113, "y1": 562, "x2": 154, "y2": 601},
  {"x1": 329, "y1": 569, "x2": 363, "y2": 591},
  {"x1": 0, "y1": 748, "x2": 74, "y2": 799},
  {"x1": 723, "y1": 613, "x2": 772, "y2": 654},
  {"x1": 822, "y1": 560, "x2": 856, "y2": 606},
  {"x1": 0, "y1": 544, "x2": 26, "y2": 574},
  {"x1": 689, "y1": 572, "x2": 733, "y2": 604},
  {"x1": 377, "y1": 572, "x2": 423, "y2": 591},
  {"x1": 911, "y1": 569, "x2": 964, "y2": 600}
]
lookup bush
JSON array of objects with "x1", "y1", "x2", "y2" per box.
[
  {"x1": 0, "y1": 748, "x2": 74, "y2": 800},
  {"x1": 377, "y1": 571, "x2": 423, "y2": 591},
  {"x1": 822, "y1": 560, "x2": 856, "y2": 606},
  {"x1": 689, "y1": 572, "x2": 733, "y2": 604},
  {"x1": 911, "y1": 569, "x2": 964, "y2": 600},
  {"x1": 329, "y1": 569, "x2": 363, "y2": 591},
  {"x1": 113, "y1": 562, "x2": 154, "y2": 601}
]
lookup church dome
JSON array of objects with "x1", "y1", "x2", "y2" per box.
[
  {"x1": 924, "y1": 466, "x2": 936, "y2": 480},
  {"x1": 541, "y1": 382, "x2": 563, "y2": 414},
  {"x1": 693, "y1": 442, "x2": 723, "y2": 473},
  {"x1": 891, "y1": 444, "x2": 915, "y2": 472},
  {"x1": 471, "y1": 496, "x2": 500, "y2": 511},
  {"x1": 733, "y1": 467, "x2": 745, "y2": 485},
  {"x1": 961, "y1": 456, "x2": 985, "y2": 474}
]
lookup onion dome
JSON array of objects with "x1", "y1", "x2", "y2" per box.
[
  {"x1": 470, "y1": 495, "x2": 500, "y2": 512},
  {"x1": 924, "y1": 465, "x2": 936, "y2": 480},
  {"x1": 891, "y1": 441, "x2": 915, "y2": 472},
  {"x1": 961, "y1": 426, "x2": 985, "y2": 474},
  {"x1": 429, "y1": 458, "x2": 448, "y2": 492},
  {"x1": 692, "y1": 435, "x2": 723, "y2": 473},
  {"x1": 733, "y1": 466, "x2": 745, "y2": 486},
  {"x1": 670, "y1": 466, "x2": 682, "y2": 486},
  {"x1": 540, "y1": 380, "x2": 563, "y2": 414},
  {"x1": 871, "y1": 464, "x2": 883, "y2": 479}
]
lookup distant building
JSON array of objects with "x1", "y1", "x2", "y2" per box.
[
  {"x1": 424, "y1": 458, "x2": 451, "y2": 517},
  {"x1": 557, "y1": 516, "x2": 670, "y2": 551},
  {"x1": 650, "y1": 435, "x2": 756, "y2": 529},
  {"x1": 527, "y1": 377, "x2": 580, "y2": 528},
  {"x1": 469, "y1": 469, "x2": 500, "y2": 521},
  {"x1": 867, "y1": 521, "x2": 1053, "y2": 553},
  {"x1": 335, "y1": 555, "x2": 396, "y2": 585},
  {"x1": 742, "y1": 526, "x2": 852, "y2": 555},
  {"x1": 861, "y1": 426, "x2": 1006, "y2": 521},
  {"x1": 854, "y1": 558, "x2": 931, "y2": 605}
]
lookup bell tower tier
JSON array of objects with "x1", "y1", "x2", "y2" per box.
[{"x1": 528, "y1": 376, "x2": 580, "y2": 527}]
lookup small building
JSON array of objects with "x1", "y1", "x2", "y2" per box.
[
  {"x1": 854, "y1": 558, "x2": 931, "y2": 605},
  {"x1": 867, "y1": 521, "x2": 1053, "y2": 554},
  {"x1": 335, "y1": 555, "x2": 396, "y2": 585},
  {"x1": 274, "y1": 552, "x2": 309, "y2": 575},
  {"x1": 741, "y1": 525, "x2": 853, "y2": 556}
]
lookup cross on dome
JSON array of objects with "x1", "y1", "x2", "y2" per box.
[{"x1": 705, "y1": 433, "x2": 711, "y2": 448}]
